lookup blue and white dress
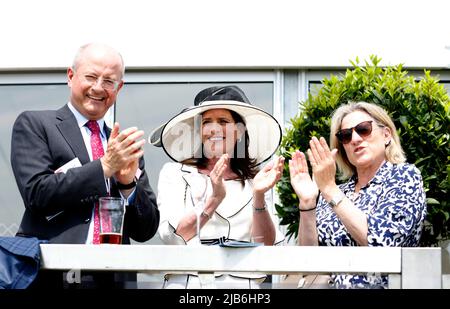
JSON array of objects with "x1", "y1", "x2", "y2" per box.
[{"x1": 316, "y1": 161, "x2": 427, "y2": 288}]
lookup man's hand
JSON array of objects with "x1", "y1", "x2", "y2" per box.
[{"x1": 100, "y1": 122, "x2": 145, "y2": 182}]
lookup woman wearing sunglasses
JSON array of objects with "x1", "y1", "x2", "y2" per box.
[{"x1": 289, "y1": 101, "x2": 426, "y2": 289}]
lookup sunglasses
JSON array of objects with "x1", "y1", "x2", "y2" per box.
[{"x1": 335, "y1": 120, "x2": 376, "y2": 144}]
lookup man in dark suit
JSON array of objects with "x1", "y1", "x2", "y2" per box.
[{"x1": 10, "y1": 43, "x2": 160, "y2": 288}]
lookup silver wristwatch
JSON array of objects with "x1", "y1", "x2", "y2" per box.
[{"x1": 329, "y1": 190, "x2": 345, "y2": 208}]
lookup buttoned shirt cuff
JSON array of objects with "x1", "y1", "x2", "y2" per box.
[{"x1": 119, "y1": 188, "x2": 136, "y2": 206}]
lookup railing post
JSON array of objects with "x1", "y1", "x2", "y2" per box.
[
  {"x1": 401, "y1": 248, "x2": 441, "y2": 289},
  {"x1": 198, "y1": 272, "x2": 216, "y2": 288},
  {"x1": 388, "y1": 274, "x2": 401, "y2": 289}
]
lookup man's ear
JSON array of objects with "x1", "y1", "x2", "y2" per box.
[
  {"x1": 67, "y1": 67, "x2": 75, "y2": 87},
  {"x1": 116, "y1": 80, "x2": 124, "y2": 92}
]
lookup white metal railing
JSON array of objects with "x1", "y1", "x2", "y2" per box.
[{"x1": 39, "y1": 245, "x2": 443, "y2": 289}]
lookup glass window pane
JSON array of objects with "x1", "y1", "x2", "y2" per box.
[
  {"x1": 0, "y1": 84, "x2": 67, "y2": 236},
  {"x1": 308, "y1": 81, "x2": 323, "y2": 97}
]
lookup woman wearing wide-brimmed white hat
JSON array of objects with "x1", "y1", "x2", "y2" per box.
[{"x1": 151, "y1": 85, "x2": 285, "y2": 288}]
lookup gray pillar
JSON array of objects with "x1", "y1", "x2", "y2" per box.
[{"x1": 402, "y1": 248, "x2": 441, "y2": 289}]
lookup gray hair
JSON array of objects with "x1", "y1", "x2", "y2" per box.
[{"x1": 330, "y1": 101, "x2": 406, "y2": 179}]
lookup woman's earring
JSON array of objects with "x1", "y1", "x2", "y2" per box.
[
  {"x1": 237, "y1": 137, "x2": 242, "y2": 143},
  {"x1": 385, "y1": 140, "x2": 391, "y2": 147}
]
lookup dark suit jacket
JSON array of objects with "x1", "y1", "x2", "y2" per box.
[{"x1": 11, "y1": 104, "x2": 159, "y2": 245}]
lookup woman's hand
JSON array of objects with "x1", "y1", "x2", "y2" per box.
[
  {"x1": 307, "y1": 137, "x2": 338, "y2": 196},
  {"x1": 209, "y1": 154, "x2": 228, "y2": 201},
  {"x1": 289, "y1": 150, "x2": 318, "y2": 206},
  {"x1": 253, "y1": 156, "x2": 285, "y2": 195}
]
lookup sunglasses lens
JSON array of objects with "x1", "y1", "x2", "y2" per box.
[
  {"x1": 336, "y1": 121, "x2": 373, "y2": 144},
  {"x1": 336, "y1": 129, "x2": 352, "y2": 144},
  {"x1": 355, "y1": 121, "x2": 372, "y2": 137}
]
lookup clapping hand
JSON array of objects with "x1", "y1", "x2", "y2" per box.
[
  {"x1": 289, "y1": 150, "x2": 318, "y2": 205},
  {"x1": 101, "y1": 122, "x2": 145, "y2": 184},
  {"x1": 307, "y1": 136, "x2": 338, "y2": 194},
  {"x1": 209, "y1": 154, "x2": 229, "y2": 201},
  {"x1": 253, "y1": 156, "x2": 285, "y2": 195}
]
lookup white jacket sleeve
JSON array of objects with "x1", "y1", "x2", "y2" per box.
[{"x1": 157, "y1": 163, "x2": 188, "y2": 245}]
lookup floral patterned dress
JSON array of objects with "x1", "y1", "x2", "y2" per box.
[{"x1": 316, "y1": 161, "x2": 427, "y2": 288}]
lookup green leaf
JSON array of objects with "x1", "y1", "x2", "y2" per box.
[{"x1": 426, "y1": 198, "x2": 440, "y2": 205}]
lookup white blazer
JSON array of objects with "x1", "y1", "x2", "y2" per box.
[{"x1": 157, "y1": 162, "x2": 285, "y2": 246}]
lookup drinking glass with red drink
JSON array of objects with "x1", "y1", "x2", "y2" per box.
[{"x1": 99, "y1": 197, "x2": 126, "y2": 244}]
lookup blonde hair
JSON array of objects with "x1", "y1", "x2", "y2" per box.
[{"x1": 330, "y1": 101, "x2": 406, "y2": 179}]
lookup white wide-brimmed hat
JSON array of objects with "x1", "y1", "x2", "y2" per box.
[{"x1": 149, "y1": 86, "x2": 281, "y2": 165}]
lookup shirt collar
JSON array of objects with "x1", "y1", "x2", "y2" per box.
[
  {"x1": 67, "y1": 102, "x2": 106, "y2": 138},
  {"x1": 180, "y1": 164, "x2": 198, "y2": 174},
  {"x1": 369, "y1": 160, "x2": 393, "y2": 185}
]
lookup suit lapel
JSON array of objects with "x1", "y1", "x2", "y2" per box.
[
  {"x1": 55, "y1": 105, "x2": 90, "y2": 165},
  {"x1": 104, "y1": 123, "x2": 111, "y2": 140}
]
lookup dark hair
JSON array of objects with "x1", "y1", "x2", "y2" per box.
[{"x1": 182, "y1": 110, "x2": 258, "y2": 181}]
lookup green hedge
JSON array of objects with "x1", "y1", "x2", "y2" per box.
[{"x1": 276, "y1": 56, "x2": 450, "y2": 246}]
